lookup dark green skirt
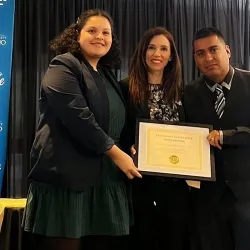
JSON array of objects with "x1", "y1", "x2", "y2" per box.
[{"x1": 22, "y1": 181, "x2": 133, "y2": 238}]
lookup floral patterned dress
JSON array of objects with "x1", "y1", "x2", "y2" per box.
[{"x1": 148, "y1": 83, "x2": 180, "y2": 122}]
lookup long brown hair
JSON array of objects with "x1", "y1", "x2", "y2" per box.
[{"x1": 129, "y1": 27, "x2": 182, "y2": 105}]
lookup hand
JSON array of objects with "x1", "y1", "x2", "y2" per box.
[
  {"x1": 130, "y1": 144, "x2": 136, "y2": 156},
  {"x1": 207, "y1": 130, "x2": 222, "y2": 150},
  {"x1": 106, "y1": 145, "x2": 142, "y2": 179}
]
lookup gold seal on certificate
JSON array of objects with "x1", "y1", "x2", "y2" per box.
[
  {"x1": 169, "y1": 155, "x2": 179, "y2": 164},
  {"x1": 134, "y1": 119, "x2": 216, "y2": 181}
]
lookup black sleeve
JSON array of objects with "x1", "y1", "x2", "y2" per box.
[
  {"x1": 223, "y1": 127, "x2": 250, "y2": 146},
  {"x1": 42, "y1": 57, "x2": 114, "y2": 154},
  {"x1": 183, "y1": 82, "x2": 250, "y2": 147}
]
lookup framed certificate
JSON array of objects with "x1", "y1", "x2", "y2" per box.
[{"x1": 134, "y1": 119, "x2": 216, "y2": 181}]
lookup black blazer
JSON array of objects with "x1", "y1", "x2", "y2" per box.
[
  {"x1": 184, "y1": 68, "x2": 250, "y2": 200},
  {"x1": 119, "y1": 77, "x2": 185, "y2": 154},
  {"x1": 29, "y1": 52, "x2": 125, "y2": 191}
]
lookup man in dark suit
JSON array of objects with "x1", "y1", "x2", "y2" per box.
[{"x1": 184, "y1": 27, "x2": 250, "y2": 250}]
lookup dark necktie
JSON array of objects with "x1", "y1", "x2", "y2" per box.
[{"x1": 215, "y1": 84, "x2": 226, "y2": 119}]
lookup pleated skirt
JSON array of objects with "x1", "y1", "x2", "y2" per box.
[{"x1": 22, "y1": 181, "x2": 133, "y2": 238}]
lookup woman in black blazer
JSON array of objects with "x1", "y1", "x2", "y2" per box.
[
  {"x1": 120, "y1": 27, "x2": 189, "y2": 250},
  {"x1": 22, "y1": 9, "x2": 141, "y2": 250}
]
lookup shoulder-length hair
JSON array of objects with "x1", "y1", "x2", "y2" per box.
[
  {"x1": 50, "y1": 9, "x2": 120, "y2": 68},
  {"x1": 129, "y1": 27, "x2": 182, "y2": 105}
]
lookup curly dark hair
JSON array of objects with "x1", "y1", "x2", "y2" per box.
[
  {"x1": 129, "y1": 27, "x2": 182, "y2": 105},
  {"x1": 50, "y1": 9, "x2": 121, "y2": 68}
]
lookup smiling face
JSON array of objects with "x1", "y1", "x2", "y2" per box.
[
  {"x1": 78, "y1": 15, "x2": 112, "y2": 64},
  {"x1": 194, "y1": 34, "x2": 231, "y2": 82},
  {"x1": 145, "y1": 34, "x2": 171, "y2": 74}
]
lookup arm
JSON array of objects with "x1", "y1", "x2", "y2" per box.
[
  {"x1": 42, "y1": 56, "x2": 114, "y2": 154},
  {"x1": 43, "y1": 56, "x2": 142, "y2": 179},
  {"x1": 207, "y1": 127, "x2": 250, "y2": 149},
  {"x1": 221, "y1": 127, "x2": 250, "y2": 146}
]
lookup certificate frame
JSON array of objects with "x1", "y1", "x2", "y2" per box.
[{"x1": 134, "y1": 119, "x2": 216, "y2": 181}]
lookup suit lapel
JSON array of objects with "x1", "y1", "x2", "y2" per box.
[
  {"x1": 177, "y1": 104, "x2": 185, "y2": 122},
  {"x1": 80, "y1": 61, "x2": 110, "y2": 133},
  {"x1": 197, "y1": 78, "x2": 218, "y2": 121},
  {"x1": 221, "y1": 73, "x2": 238, "y2": 121},
  {"x1": 80, "y1": 61, "x2": 100, "y2": 98},
  {"x1": 138, "y1": 98, "x2": 150, "y2": 118}
]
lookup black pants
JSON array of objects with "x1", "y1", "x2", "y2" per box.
[
  {"x1": 130, "y1": 177, "x2": 190, "y2": 250},
  {"x1": 189, "y1": 184, "x2": 250, "y2": 250}
]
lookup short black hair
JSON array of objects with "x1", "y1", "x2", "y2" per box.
[{"x1": 193, "y1": 27, "x2": 226, "y2": 46}]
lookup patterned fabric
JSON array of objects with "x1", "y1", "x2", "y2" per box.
[
  {"x1": 148, "y1": 84, "x2": 179, "y2": 122},
  {"x1": 215, "y1": 84, "x2": 226, "y2": 119}
]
